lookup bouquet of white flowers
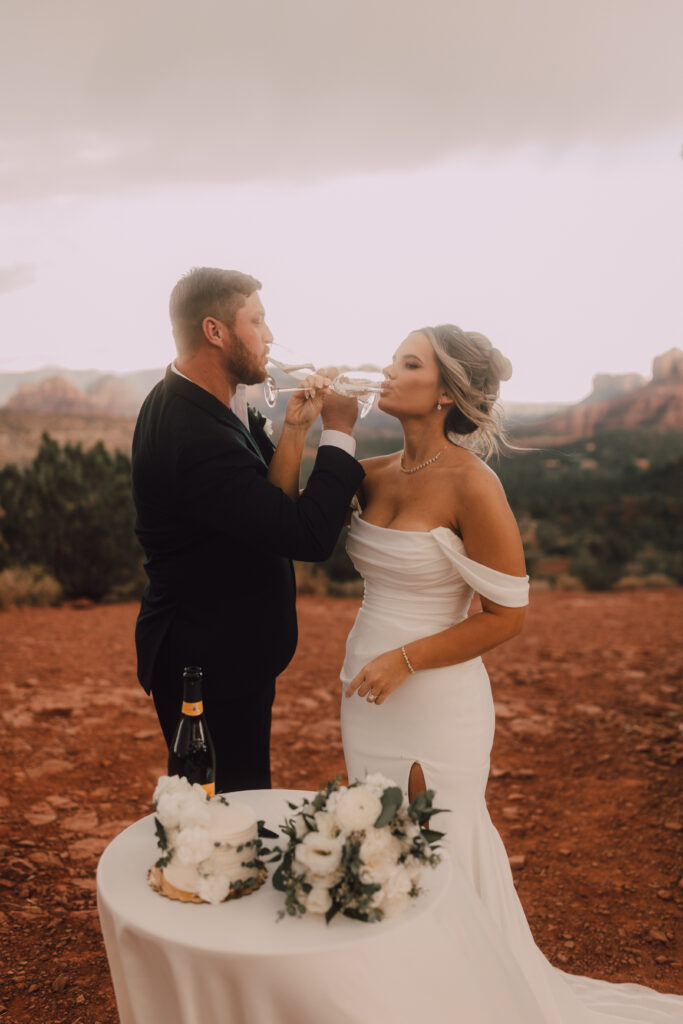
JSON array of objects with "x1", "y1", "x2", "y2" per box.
[{"x1": 272, "y1": 774, "x2": 446, "y2": 923}]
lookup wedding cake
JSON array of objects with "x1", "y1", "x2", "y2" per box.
[{"x1": 148, "y1": 775, "x2": 267, "y2": 904}]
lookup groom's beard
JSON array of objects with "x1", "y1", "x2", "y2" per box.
[{"x1": 225, "y1": 330, "x2": 268, "y2": 386}]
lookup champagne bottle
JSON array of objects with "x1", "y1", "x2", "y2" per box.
[{"x1": 168, "y1": 666, "x2": 216, "y2": 797}]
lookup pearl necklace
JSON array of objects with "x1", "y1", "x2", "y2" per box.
[{"x1": 400, "y1": 448, "x2": 445, "y2": 474}]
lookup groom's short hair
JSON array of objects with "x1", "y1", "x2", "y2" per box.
[{"x1": 170, "y1": 267, "x2": 262, "y2": 354}]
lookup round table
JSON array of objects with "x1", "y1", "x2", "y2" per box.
[{"x1": 96, "y1": 789, "x2": 545, "y2": 1024}]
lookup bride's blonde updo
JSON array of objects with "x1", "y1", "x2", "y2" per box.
[{"x1": 420, "y1": 325, "x2": 512, "y2": 460}]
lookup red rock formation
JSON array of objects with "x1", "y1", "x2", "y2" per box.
[
  {"x1": 6, "y1": 375, "x2": 96, "y2": 415},
  {"x1": 518, "y1": 348, "x2": 683, "y2": 441}
]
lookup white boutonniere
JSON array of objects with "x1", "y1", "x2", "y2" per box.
[{"x1": 264, "y1": 418, "x2": 274, "y2": 438}]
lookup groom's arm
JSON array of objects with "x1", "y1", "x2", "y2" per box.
[
  {"x1": 177, "y1": 433, "x2": 363, "y2": 562},
  {"x1": 266, "y1": 380, "x2": 358, "y2": 499}
]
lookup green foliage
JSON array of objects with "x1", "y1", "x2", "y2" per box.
[
  {"x1": 308, "y1": 427, "x2": 683, "y2": 593},
  {"x1": 0, "y1": 432, "x2": 143, "y2": 601},
  {"x1": 374, "y1": 786, "x2": 403, "y2": 828},
  {"x1": 495, "y1": 431, "x2": 683, "y2": 590}
]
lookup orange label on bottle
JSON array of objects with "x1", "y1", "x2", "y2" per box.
[
  {"x1": 202, "y1": 782, "x2": 215, "y2": 798},
  {"x1": 182, "y1": 700, "x2": 203, "y2": 716}
]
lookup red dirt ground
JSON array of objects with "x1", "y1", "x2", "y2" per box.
[{"x1": 1, "y1": 589, "x2": 682, "y2": 1023}]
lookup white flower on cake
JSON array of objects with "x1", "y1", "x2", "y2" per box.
[
  {"x1": 272, "y1": 775, "x2": 445, "y2": 923},
  {"x1": 154, "y1": 774, "x2": 209, "y2": 806},
  {"x1": 156, "y1": 790, "x2": 211, "y2": 831},
  {"x1": 197, "y1": 874, "x2": 231, "y2": 905},
  {"x1": 334, "y1": 787, "x2": 383, "y2": 832},
  {"x1": 175, "y1": 826, "x2": 214, "y2": 865}
]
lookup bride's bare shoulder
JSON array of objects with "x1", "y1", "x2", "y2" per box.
[{"x1": 444, "y1": 446, "x2": 506, "y2": 493}]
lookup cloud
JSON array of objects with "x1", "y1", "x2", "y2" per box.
[
  {"x1": 1, "y1": 0, "x2": 682, "y2": 198},
  {"x1": 0, "y1": 263, "x2": 35, "y2": 294}
]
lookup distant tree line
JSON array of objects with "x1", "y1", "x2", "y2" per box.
[
  {"x1": 0, "y1": 428, "x2": 680, "y2": 605},
  {"x1": 312, "y1": 428, "x2": 683, "y2": 594},
  {"x1": 0, "y1": 433, "x2": 142, "y2": 602}
]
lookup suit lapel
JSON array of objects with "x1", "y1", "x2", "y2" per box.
[
  {"x1": 164, "y1": 366, "x2": 267, "y2": 466},
  {"x1": 226, "y1": 409, "x2": 268, "y2": 464}
]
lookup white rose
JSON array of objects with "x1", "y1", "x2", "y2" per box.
[
  {"x1": 155, "y1": 791, "x2": 185, "y2": 830},
  {"x1": 314, "y1": 810, "x2": 344, "y2": 839},
  {"x1": 334, "y1": 787, "x2": 382, "y2": 833},
  {"x1": 384, "y1": 864, "x2": 413, "y2": 899},
  {"x1": 197, "y1": 873, "x2": 231, "y2": 905},
  {"x1": 307, "y1": 866, "x2": 344, "y2": 890},
  {"x1": 401, "y1": 820, "x2": 421, "y2": 843},
  {"x1": 304, "y1": 885, "x2": 332, "y2": 915},
  {"x1": 324, "y1": 788, "x2": 345, "y2": 816},
  {"x1": 175, "y1": 826, "x2": 214, "y2": 865},
  {"x1": 295, "y1": 833, "x2": 344, "y2": 875},
  {"x1": 153, "y1": 774, "x2": 192, "y2": 807},
  {"x1": 403, "y1": 855, "x2": 424, "y2": 886},
  {"x1": 362, "y1": 773, "x2": 398, "y2": 799},
  {"x1": 157, "y1": 789, "x2": 211, "y2": 830},
  {"x1": 382, "y1": 891, "x2": 411, "y2": 919},
  {"x1": 359, "y1": 828, "x2": 402, "y2": 883}
]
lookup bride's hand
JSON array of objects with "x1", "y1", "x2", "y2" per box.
[
  {"x1": 345, "y1": 649, "x2": 409, "y2": 706},
  {"x1": 283, "y1": 373, "x2": 331, "y2": 429}
]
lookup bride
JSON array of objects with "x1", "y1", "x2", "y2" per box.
[{"x1": 339, "y1": 324, "x2": 682, "y2": 1023}]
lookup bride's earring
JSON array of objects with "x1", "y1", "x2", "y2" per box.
[{"x1": 437, "y1": 401, "x2": 442, "y2": 411}]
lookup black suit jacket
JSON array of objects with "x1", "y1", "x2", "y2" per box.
[{"x1": 132, "y1": 366, "x2": 364, "y2": 695}]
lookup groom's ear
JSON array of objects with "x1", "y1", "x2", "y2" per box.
[{"x1": 202, "y1": 316, "x2": 227, "y2": 350}]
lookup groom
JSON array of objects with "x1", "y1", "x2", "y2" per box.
[{"x1": 132, "y1": 267, "x2": 364, "y2": 793}]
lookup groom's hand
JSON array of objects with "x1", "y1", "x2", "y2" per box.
[
  {"x1": 283, "y1": 373, "x2": 330, "y2": 430},
  {"x1": 319, "y1": 366, "x2": 359, "y2": 435}
]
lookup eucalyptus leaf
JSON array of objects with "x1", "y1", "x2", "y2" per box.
[
  {"x1": 272, "y1": 861, "x2": 288, "y2": 892},
  {"x1": 421, "y1": 828, "x2": 445, "y2": 845},
  {"x1": 325, "y1": 903, "x2": 340, "y2": 925},
  {"x1": 374, "y1": 786, "x2": 403, "y2": 828},
  {"x1": 154, "y1": 817, "x2": 168, "y2": 851}
]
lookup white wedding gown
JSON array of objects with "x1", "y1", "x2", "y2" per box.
[{"x1": 340, "y1": 513, "x2": 683, "y2": 1023}]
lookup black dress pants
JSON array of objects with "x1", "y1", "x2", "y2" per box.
[{"x1": 151, "y1": 633, "x2": 276, "y2": 794}]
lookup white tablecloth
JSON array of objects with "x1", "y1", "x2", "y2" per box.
[{"x1": 97, "y1": 789, "x2": 546, "y2": 1024}]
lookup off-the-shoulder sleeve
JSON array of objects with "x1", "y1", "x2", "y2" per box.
[{"x1": 431, "y1": 528, "x2": 529, "y2": 608}]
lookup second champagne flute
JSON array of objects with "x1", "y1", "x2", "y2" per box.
[{"x1": 263, "y1": 370, "x2": 385, "y2": 419}]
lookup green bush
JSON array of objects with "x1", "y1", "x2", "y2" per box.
[{"x1": 0, "y1": 433, "x2": 143, "y2": 601}]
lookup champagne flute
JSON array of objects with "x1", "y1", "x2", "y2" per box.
[{"x1": 263, "y1": 370, "x2": 385, "y2": 419}]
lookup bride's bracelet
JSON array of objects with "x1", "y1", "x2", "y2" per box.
[{"x1": 401, "y1": 645, "x2": 415, "y2": 674}]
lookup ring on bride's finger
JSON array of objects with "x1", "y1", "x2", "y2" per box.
[{"x1": 367, "y1": 693, "x2": 376, "y2": 702}]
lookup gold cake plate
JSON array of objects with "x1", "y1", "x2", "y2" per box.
[{"x1": 148, "y1": 865, "x2": 268, "y2": 904}]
